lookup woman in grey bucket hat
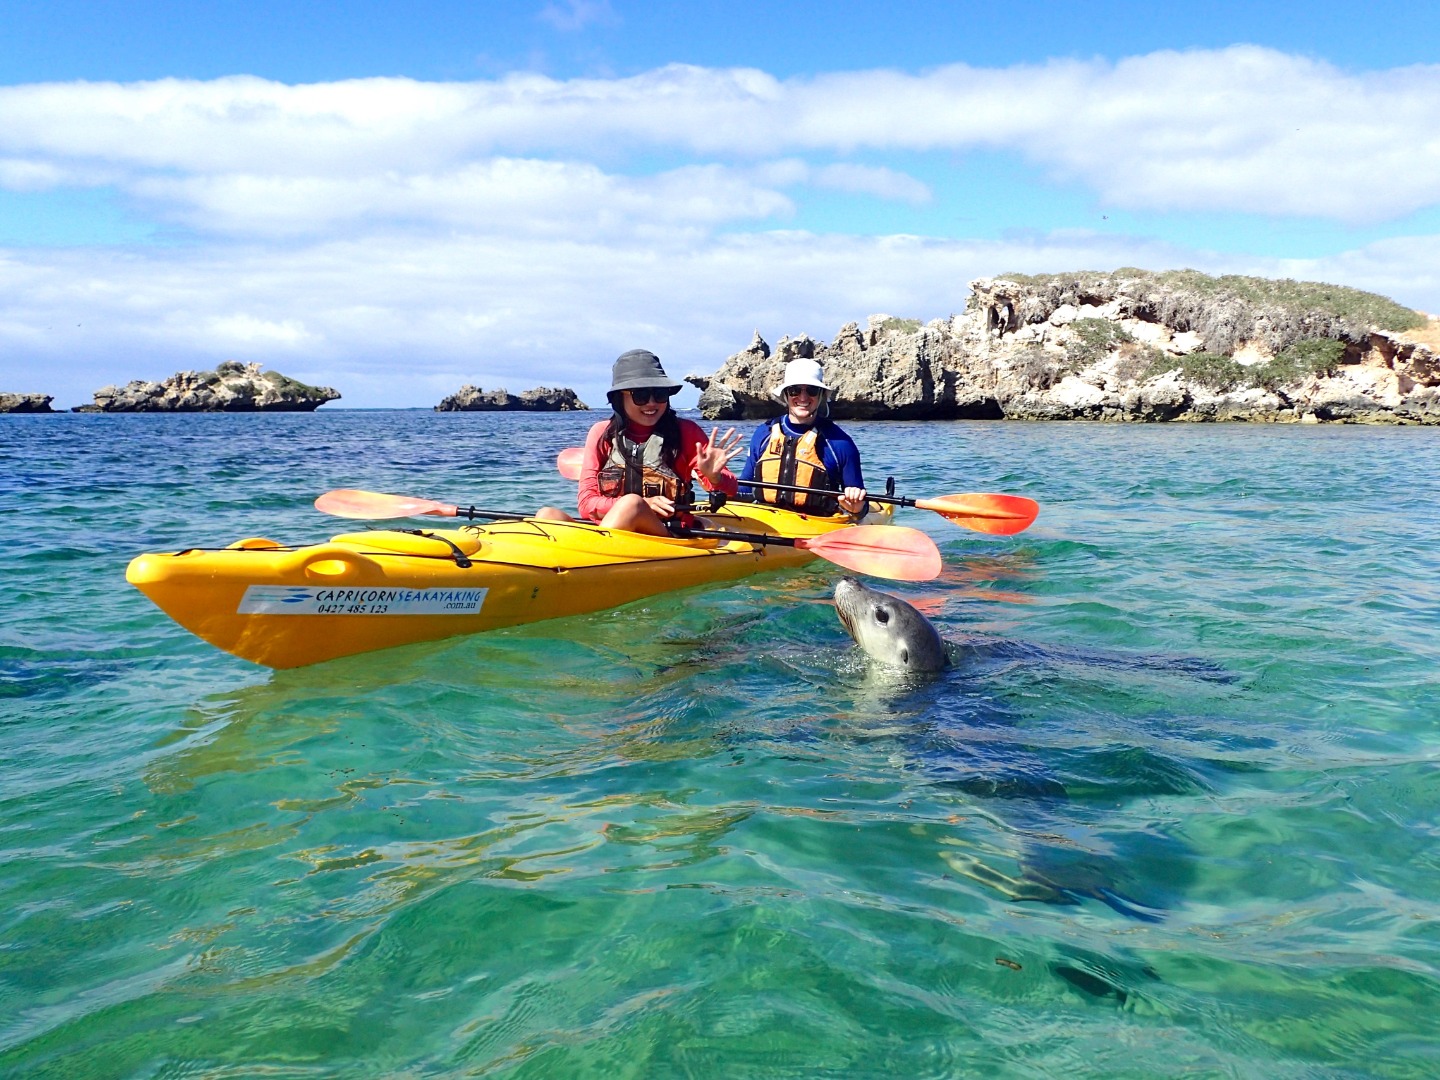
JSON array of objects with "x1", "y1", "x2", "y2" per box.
[
  {"x1": 536, "y1": 350, "x2": 743, "y2": 536},
  {"x1": 607, "y1": 349, "x2": 684, "y2": 399}
]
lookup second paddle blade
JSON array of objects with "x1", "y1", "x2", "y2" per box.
[
  {"x1": 917, "y1": 493, "x2": 1039, "y2": 535},
  {"x1": 556, "y1": 448, "x2": 584, "y2": 481},
  {"x1": 315, "y1": 489, "x2": 458, "y2": 519},
  {"x1": 802, "y1": 525, "x2": 942, "y2": 581}
]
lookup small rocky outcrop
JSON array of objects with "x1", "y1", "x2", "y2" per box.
[
  {"x1": 687, "y1": 270, "x2": 1440, "y2": 425},
  {"x1": 77, "y1": 361, "x2": 339, "y2": 412},
  {"x1": 0, "y1": 393, "x2": 55, "y2": 413},
  {"x1": 435, "y1": 386, "x2": 588, "y2": 412}
]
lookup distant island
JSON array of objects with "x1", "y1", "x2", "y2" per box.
[
  {"x1": 688, "y1": 270, "x2": 1440, "y2": 425},
  {"x1": 435, "y1": 386, "x2": 589, "y2": 411},
  {"x1": 66, "y1": 361, "x2": 341, "y2": 412},
  {"x1": 0, "y1": 365, "x2": 591, "y2": 414},
  {"x1": 0, "y1": 393, "x2": 55, "y2": 413}
]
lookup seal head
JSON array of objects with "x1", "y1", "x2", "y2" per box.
[{"x1": 833, "y1": 576, "x2": 948, "y2": 672}]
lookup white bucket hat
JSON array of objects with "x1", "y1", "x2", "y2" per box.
[{"x1": 770, "y1": 357, "x2": 831, "y2": 404}]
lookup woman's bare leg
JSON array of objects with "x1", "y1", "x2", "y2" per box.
[{"x1": 599, "y1": 493, "x2": 671, "y2": 536}]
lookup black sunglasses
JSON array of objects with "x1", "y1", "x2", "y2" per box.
[
  {"x1": 784, "y1": 385, "x2": 822, "y2": 399},
  {"x1": 627, "y1": 388, "x2": 673, "y2": 406}
]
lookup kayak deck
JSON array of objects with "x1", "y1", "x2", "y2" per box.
[{"x1": 127, "y1": 502, "x2": 887, "y2": 668}]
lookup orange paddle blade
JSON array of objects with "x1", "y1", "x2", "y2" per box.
[
  {"x1": 314, "y1": 489, "x2": 459, "y2": 519},
  {"x1": 913, "y1": 493, "x2": 1039, "y2": 536},
  {"x1": 800, "y1": 525, "x2": 942, "y2": 581},
  {"x1": 556, "y1": 448, "x2": 584, "y2": 481}
]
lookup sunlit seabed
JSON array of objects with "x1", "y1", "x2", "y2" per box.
[{"x1": 1, "y1": 412, "x2": 1438, "y2": 1078}]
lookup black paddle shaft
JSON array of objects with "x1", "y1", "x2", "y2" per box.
[
  {"x1": 438, "y1": 500, "x2": 798, "y2": 548},
  {"x1": 448, "y1": 505, "x2": 530, "y2": 522},
  {"x1": 667, "y1": 524, "x2": 802, "y2": 548},
  {"x1": 444, "y1": 501, "x2": 804, "y2": 549},
  {"x1": 737, "y1": 476, "x2": 913, "y2": 508}
]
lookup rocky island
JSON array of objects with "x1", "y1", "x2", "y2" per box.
[
  {"x1": 688, "y1": 270, "x2": 1440, "y2": 425},
  {"x1": 435, "y1": 386, "x2": 588, "y2": 411},
  {"x1": 74, "y1": 361, "x2": 340, "y2": 412},
  {"x1": 0, "y1": 393, "x2": 56, "y2": 413}
]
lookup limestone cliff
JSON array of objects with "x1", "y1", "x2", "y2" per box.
[{"x1": 687, "y1": 270, "x2": 1439, "y2": 424}]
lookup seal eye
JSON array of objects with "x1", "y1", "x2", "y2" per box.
[{"x1": 874, "y1": 607, "x2": 889, "y2": 624}]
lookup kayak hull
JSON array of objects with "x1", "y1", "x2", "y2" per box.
[{"x1": 127, "y1": 502, "x2": 885, "y2": 668}]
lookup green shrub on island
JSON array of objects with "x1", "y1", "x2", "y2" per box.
[
  {"x1": 1137, "y1": 338, "x2": 1347, "y2": 393},
  {"x1": 1254, "y1": 338, "x2": 1347, "y2": 389},
  {"x1": 877, "y1": 317, "x2": 923, "y2": 335},
  {"x1": 1142, "y1": 351, "x2": 1248, "y2": 391},
  {"x1": 1066, "y1": 318, "x2": 1136, "y2": 367},
  {"x1": 1010, "y1": 344, "x2": 1062, "y2": 390},
  {"x1": 994, "y1": 268, "x2": 1425, "y2": 354},
  {"x1": 998, "y1": 318, "x2": 1343, "y2": 396},
  {"x1": 221, "y1": 362, "x2": 320, "y2": 396},
  {"x1": 1150, "y1": 272, "x2": 1421, "y2": 332},
  {"x1": 1115, "y1": 342, "x2": 1166, "y2": 384}
]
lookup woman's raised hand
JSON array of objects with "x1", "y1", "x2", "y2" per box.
[{"x1": 696, "y1": 426, "x2": 743, "y2": 482}]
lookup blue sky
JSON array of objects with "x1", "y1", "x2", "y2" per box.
[{"x1": 2, "y1": 0, "x2": 1438, "y2": 408}]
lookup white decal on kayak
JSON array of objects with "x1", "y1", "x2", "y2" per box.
[{"x1": 238, "y1": 585, "x2": 487, "y2": 616}]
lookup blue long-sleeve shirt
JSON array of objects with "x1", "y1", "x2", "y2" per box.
[{"x1": 737, "y1": 416, "x2": 865, "y2": 498}]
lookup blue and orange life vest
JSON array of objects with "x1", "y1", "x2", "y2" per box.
[{"x1": 754, "y1": 421, "x2": 839, "y2": 514}]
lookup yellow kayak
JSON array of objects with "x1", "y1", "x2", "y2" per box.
[{"x1": 126, "y1": 501, "x2": 897, "y2": 669}]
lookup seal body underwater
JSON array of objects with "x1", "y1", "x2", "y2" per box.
[
  {"x1": 828, "y1": 578, "x2": 1183, "y2": 922},
  {"x1": 833, "y1": 576, "x2": 948, "y2": 673}
]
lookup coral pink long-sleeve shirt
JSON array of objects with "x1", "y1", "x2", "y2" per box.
[{"x1": 576, "y1": 417, "x2": 739, "y2": 522}]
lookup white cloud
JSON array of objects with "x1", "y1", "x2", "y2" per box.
[
  {"x1": 1, "y1": 47, "x2": 1437, "y2": 222},
  {"x1": 810, "y1": 163, "x2": 932, "y2": 204},
  {"x1": 745, "y1": 158, "x2": 933, "y2": 205},
  {"x1": 126, "y1": 160, "x2": 797, "y2": 237},
  {"x1": 202, "y1": 313, "x2": 318, "y2": 346},
  {"x1": 0, "y1": 158, "x2": 69, "y2": 190}
]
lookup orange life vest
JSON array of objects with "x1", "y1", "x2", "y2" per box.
[
  {"x1": 597, "y1": 431, "x2": 691, "y2": 504},
  {"x1": 754, "y1": 422, "x2": 838, "y2": 514}
]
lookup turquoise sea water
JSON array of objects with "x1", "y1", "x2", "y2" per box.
[{"x1": 2, "y1": 410, "x2": 1438, "y2": 1078}]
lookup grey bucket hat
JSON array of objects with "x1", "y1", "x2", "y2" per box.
[{"x1": 608, "y1": 349, "x2": 683, "y2": 395}]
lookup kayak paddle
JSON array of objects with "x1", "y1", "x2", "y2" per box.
[
  {"x1": 556, "y1": 447, "x2": 585, "y2": 480},
  {"x1": 315, "y1": 488, "x2": 941, "y2": 581},
  {"x1": 315, "y1": 489, "x2": 528, "y2": 522},
  {"x1": 710, "y1": 523, "x2": 940, "y2": 581},
  {"x1": 553, "y1": 446, "x2": 1038, "y2": 535},
  {"x1": 742, "y1": 479, "x2": 1039, "y2": 536}
]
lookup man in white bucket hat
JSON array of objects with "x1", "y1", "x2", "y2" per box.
[{"x1": 737, "y1": 356, "x2": 868, "y2": 517}]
